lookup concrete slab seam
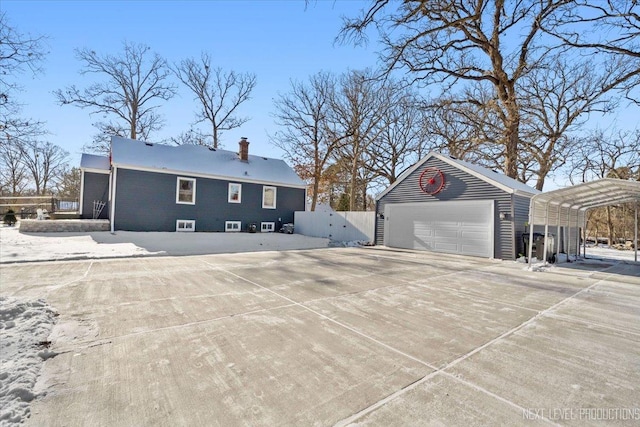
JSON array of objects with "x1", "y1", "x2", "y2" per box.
[
  {"x1": 334, "y1": 268, "x2": 622, "y2": 426},
  {"x1": 53, "y1": 302, "x2": 298, "y2": 352},
  {"x1": 210, "y1": 264, "x2": 439, "y2": 370},
  {"x1": 212, "y1": 264, "x2": 557, "y2": 427}
]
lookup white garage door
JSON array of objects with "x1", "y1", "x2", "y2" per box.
[{"x1": 384, "y1": 200, "x2": 494, "y2": 258}]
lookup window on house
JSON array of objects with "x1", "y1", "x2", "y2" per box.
[
  {"x1": 228, "y1": 183, "x2": 242, "y2": 203},
  {"x1": 261, "y1": 222, "x2": 275, "y2": 232},
  {"x1": 176, "y1": 177, "x2": 196, "y2": 204},
  {"x1": 176, "y1": 220, "x2": 195, "y2": 232},
  {"x1": 225, "y1": 221, "x2": 241, "y2": 232},
  {"x1": 262, "y1": 186, "x2": 277, "y2": 209}
]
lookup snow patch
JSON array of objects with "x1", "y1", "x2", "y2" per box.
[{"x1": 0, "y1": 297, "x2": 57, "y2": 425}]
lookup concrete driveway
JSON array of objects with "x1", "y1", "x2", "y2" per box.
[{"x1": 2, "y1": 248, "x2": 639, "y2": 426}]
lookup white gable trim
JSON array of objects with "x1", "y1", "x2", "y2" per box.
[
  {"x1": 80, "y1": 167, "x2": 110, "y2": 175},
  {"x1": 112, "y1": 162, "x2": 307, "y2": 190},
  {"x1": 376, "y1": 152, "x2": 537, "y2": 200}
]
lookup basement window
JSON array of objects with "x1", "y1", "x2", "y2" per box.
[
  {"x1": 225, "y1": 221, "x2": 241, "y2": 232},
  {"x1": 261, "y1": 222, "x2": 275, "y2": 232},
  {"x1": 176, "y1": 220, "x2": 195, "y2": 232}
]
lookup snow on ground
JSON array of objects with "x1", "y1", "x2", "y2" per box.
[
  {"x1": 0, "y1": 224, "x2": 331, "y2": 263},
  {"x1": 583, "y1": 244, "x2": 639, "y2": 262},
  {"x1": 0, "y1": 297, "x2": 57, "y2": 425}
]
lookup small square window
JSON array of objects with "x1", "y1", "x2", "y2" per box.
[
  {"x1": 176, "y1": 177, "x2": 196, "y2": 205},
  {"x1": 225, "y1": 221, "x2": 241, "y2": 232},
  {"x1": 176, "y1": 219, "x2": 195, "y2": 232},
  {"x1": 262, "y1": 186, "x2": 277, "y2": 209},
  {"x1": 228, "y1": 183, "x2": 242, "y2": 203},
  {"x1": 261, "y1": 222, "x2": 275, "y2": 232}
]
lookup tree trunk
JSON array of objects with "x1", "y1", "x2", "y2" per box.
[{"x1": 606, "y1": 206, "x2": 614, "y2": 246}]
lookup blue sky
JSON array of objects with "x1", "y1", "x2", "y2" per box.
[
  {"x1": 4, "y1": 0, "x2": 378, "y2": 165},
  {"x1": 4, "y1": 1, "x2": 637, "y2": 191}
]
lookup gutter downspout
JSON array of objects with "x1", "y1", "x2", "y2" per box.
[
  {"x1": 635, "y1": 203, "x2": 638, "y2": 263},
  {"x1": 79, "y1": 170, "x2": 85, "y2": 216},
  {"x1": 110, "y1": 166, "x2": 117, "y2": 233}
]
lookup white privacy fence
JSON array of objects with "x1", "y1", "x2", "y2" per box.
[{"x1": 294, "y1": 211, "x2": 375, "y2": 242}]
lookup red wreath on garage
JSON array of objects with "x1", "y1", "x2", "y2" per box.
[{"x1": 419, "y1": 167, "x2": 445, "y2": 195}]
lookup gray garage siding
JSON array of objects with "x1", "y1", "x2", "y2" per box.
[
  {"x1": 113, "y1": 168, "x2": 305, "y2": 232},
  {"x1": 376, "y1": 157, "x2": 515, "y2": 259},
  {"x1": 81, "y1": 172, "x2": 110, "y2": 220},
  {"x1": 513, "y1": 194, "x2": 531, "y2": 257}
]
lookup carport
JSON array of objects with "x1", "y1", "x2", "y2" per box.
[{"x1": 527, "y1": 178, "x2": 640, "y2": 268}]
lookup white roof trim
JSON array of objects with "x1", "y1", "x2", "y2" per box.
[
  {"x1": 80, "y1": 167, "x2": 110, "y2": 175},
  {"x1": 376, "y1": 152, "x2": 539, "y2": 200},
  {"x1": 112, "y1": 162, "x2": 308, "y2": 189}
]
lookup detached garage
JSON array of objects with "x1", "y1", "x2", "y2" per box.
[{"x1": 376, "y1": 152, "x2": 539, "y2": 260}]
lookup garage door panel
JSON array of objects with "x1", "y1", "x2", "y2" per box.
[{"x1": 384, "y1": 201, "x2": 494, "y2": 258}]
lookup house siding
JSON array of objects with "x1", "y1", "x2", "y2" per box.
[
  {"x1": 376, "y1": 157, "x2": 522, "y2": 260},
  {"x1": 81, "y1": 172, "x2": 109, "y2": 219},
  {"x1": 113, "y1": 168, "x2": 305, "y2": 232}
]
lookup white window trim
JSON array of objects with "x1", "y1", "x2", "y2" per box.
[
  {"x1": 261, "y1": 222, "x2": 275, "y2": 232},
  {"x1": 225, "y1": 221, "x2": 241, "y2": 232},
  {"x1": 176, "y1": 177, "x2": 196, "y2": 205},
  {"x1": 228, "y1": 183, "x2": 242, "y2": 203},
  {"x1": 262, "y1": 186, "x2": 277, "y2": 209},
  {"x1": 176, "y1": 219, "x2": 195, "y2": 232}
]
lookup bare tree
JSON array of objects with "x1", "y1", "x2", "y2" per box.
[
  {"x1": 364, "y1": 86, "x2": 424, "y2": 187},
  {"x1": 166, "y1": 128, "x2": 209, "y2": 147},
  {"x1": 0, "y1": 12, "x2": 47, "y2": 116},
  {"x1": 332, "y1": 69, "x2": 389, "y2": 210},
  {"x1": 0, "y1": 142, "x2": 28, "y2": 196},
  {"x1": 55, "y1": 41, "x2": 176, "y2": 151},
  {"x1": 339, "y1": 1, "x2": 640, "y2": 182},
  {"x1": 519, "y1": 55, "x2": 632, "y2": 190},
  {"x1": 271, "y1": 71, "x2": 344, "y2": 211},
  {"x1": 1, "y1": 12, "x2": 48, "y2": 167},
  {"x1": 567, "y1": 129, "x2": 640, "y2": 245},
  {"x1": 339, "y1": 1, "x2": 573, "y2": 179},
  {"x1": 20, "y1": 140, "x2": 69, "y2": 195},
  {"x1": 174, "y1": 53, "x2": 256, "y2": 149},
  {"x1": 541, "y1": 0, "x2": 640, "y2": 103}
]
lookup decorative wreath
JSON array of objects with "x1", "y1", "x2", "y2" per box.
[{"x1": 419, "y1": 167, "x2": 445, "y2": 195}]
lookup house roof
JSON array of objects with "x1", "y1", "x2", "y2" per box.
[
  {"x1": 377, "y1": 152, "x2": 540, "y2": 200},
  {"x1": 80, "y1": 153, "x2": 110, "y2": 171},
  {"x1": 108, "y1": 136, "x2": 306, "y2": 188}
]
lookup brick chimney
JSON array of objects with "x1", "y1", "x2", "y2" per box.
[{"x1": 238, "y1": 137, "x2": 250, "y2": 161}]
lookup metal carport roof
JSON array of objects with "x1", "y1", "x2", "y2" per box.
[{"x1": 527, "y1": 178, "x2": 640, "y2": 267}]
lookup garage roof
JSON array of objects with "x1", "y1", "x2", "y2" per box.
[
  {"x1": 377, "y1": 152, "x2": 539, "y2": 200},
  {"x1": 529, "y1": 178, "x2": 640, "y2": 226}
]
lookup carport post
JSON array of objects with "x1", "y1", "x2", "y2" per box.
[
  {"x1": 543, "y1": 204, "x2": 550, "y2": 266},
  {"x1": 583, "y1": 209, "x2": 589, "y2": 259},
  {"x1": 528, "y1": 200, "x2": 536, "y2": 269},
  {"x1": 566, "y1": 207, "x2": 571, "y2": 260},
  {"x1": 574, "y1": 209, "x2": 580, "y2": 260},
  {"x1": 556, "y1": 205, "x2": 561, "y2": 257}
]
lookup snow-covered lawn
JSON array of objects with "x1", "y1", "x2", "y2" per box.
[
  {"x1": 583, "y1": 244, "x2": 639, "y2": 262},
  {"x1": 0, "y1": 224, "x2": 331, "y2": 263}
]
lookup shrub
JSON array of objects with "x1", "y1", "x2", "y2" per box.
[{"x1": 3, "y1": 209, "x2": 17, "y2": 226}]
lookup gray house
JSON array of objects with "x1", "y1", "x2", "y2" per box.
[
  {"x1": 376, "y1": 152, "x2": 539, "y2": 260},
  {"x1": 80, "y1": 136, "x2": 306, "y2": 232}
]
